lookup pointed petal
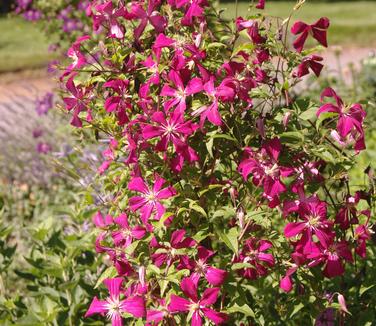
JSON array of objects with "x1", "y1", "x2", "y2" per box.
[
  {"x1": 202, "y1": 308, "x2": 228, "y2": 325},
  {"x1": 205, "y1": 267, "x2": 227, "y2": 286},
  {"x1": 168, "y1": 295, "x2": 191, "y2": 312},
  {"x1": 181, "y1": 276, "x2": 198, "y2": 301},
  {"x1": 122, "y1": 296, "x2": 146, "y2": 318},
  {"x1": 104, "y1": 277, "x2": 123, "y2": 298},
  {"x1": 200, "y1": 288, "x2": 220, "y2": 306},
  {"x1": 128, "y1": 177, "x2": 148, "y2": 193},
  {"x1": 284, "y1": 222, "x2": 306, "y2": 238},
  {"x1": 85, "y1": 297, "x2": 107, "y2": 317}
]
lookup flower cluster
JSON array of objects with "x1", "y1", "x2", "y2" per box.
[{"x1": 55, "y1": 0, "x2": 373, "y2": 324}]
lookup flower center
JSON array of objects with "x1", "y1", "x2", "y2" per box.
[
  {"x1": 190, "y1": 302, "x2": 200, "y2": 312},
  {"x1": 306, "y1": 215, "x2": 320, "y2": 227},
  {"x1": 122, "y1": 229, "x2": 132, "y2": 237},
  {"x1": 195, "y1": 259, "x2": 207, "y2": 274},
  {"x1": 145, "y1": 191, "x2": 157, "y2": 202},
  {"x1": 264, "y1": 163, "x2": 279, "y2": 177},
  {"x1": 105, "y1": 297, "x2": 121, "y2": 320}
]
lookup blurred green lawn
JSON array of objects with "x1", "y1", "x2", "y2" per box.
[
  {"x1": 0, "y1": 2, "x2": 375, "y2": 73},
  {"x1": 0, "y1": 17, "x2": 52, "y2": 73},
  {"x1": 221, "y1": 1, "x2": 376, "y2": 46}
]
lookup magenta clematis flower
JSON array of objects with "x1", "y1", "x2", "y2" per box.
[
  {"x1": 280, "y1": 252, "x2": 305, "y2": 293},
  {"x1": 307, "y1": 240, "x2": 353, "y2": 278},
  {"x1": 142, "y1": 109, "x2": 199, "y2": 171},
  {"x1": 354, "y1": 210, "x2": 371, "y2": 258},
  {"x1": 63, "y1": 77, "x2": 91, "y2": 127},
  {"x1": 220, "y1": 61, "x2": 257, "y2": 106},
  {"x1": 146, "y1": 299, "x2": 170, "y2": 324},
  {"x1": 256, "y1": 0, "x2": 266, "y2": 9},
  {"x1": 151, "y1": 229, "x2": 196, "y2": 267},
  {"x1": 233, "y1": 238, "x2": 275, "y2": 280},
  {"x1": 335, "y1": 193, "x2": 360, "y2": 230},
  {"x1": 176, "y1": 0, "x2": 208, "y2": 26},
  {"x1": 36, "y1": 142, "x2": 52, "y2": 154},
  {"x1": 284, "y1": 197, "x2": 334, "y2": 248},
  {"x1": 293, "y1": 55, "x2": 324, "y2": 78},
  {"x1": 291, "y1": 17, "x2": 330, "y2": 52},
  {"x1": 141, "y1": 56, "x2": 160, "y2": 85},
  {"x1": 112, "y1": 213, "x2": 146, "y2": 247},
  {"x1": 35, "y1": 92, "x2": 54, "y2": 115},
  {"x1": 330, "y1": 129, "x2": 366, "y2": 153},
  {"x1": 168, "y1": 276, "x2": 228, "y2": 325},
  {"x1": 128, "y1": 175, "x2": 177, "y2": 223},
  {"x1": 180, "y1": 246, "x2": 228, "y2": 286},
  {"x1": 103, "y1": 79, "x2": 131, "y2": 125},
  {"x1": 160, "y1": 70, "x2": 203, "y2": 113},
  {"x1": 61, "y1": 35, "x2": 90, "y2": 78},
  {"x1": 192, "y1": 76, "x2": 235, "y2": 127},
  {"x1": 317, "y1": 88, "x2": 366, "y2": 151},
  {"x1": 93, "y1": 1, "x2": 128, "y2": 39},
  {"x1": 85, "y1": 278, "x2": 146, "y2": 325},
  {"x1": 130, "y1": 0, "x2": 167, "y2": 40},
  {"x1": 238, "y1": 138, "x2": 289, "y2": 206}
]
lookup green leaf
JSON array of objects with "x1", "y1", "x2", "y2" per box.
[
  {"x1": 158, "y1": 212, "x2": 175, "y2": 227},
  {"x1": 231, "y1": 263, "x2": 253, "y2": 270},
  {"x1": 227, "y1": 303, "x2": 255, "y2": 317},
  {"x1": 217, "y1": 227, "x2": 238, "y2": 254},
  {"x1": 290, "y1": 302, "x2": 304, "y2": 318},
  {"x1": 280, "y1": 131, "x2": 304, "y2": 144},
  {"x1": 188, "y1": 200, "x2": 207, "y2": 218},
  {"x1": 360, "y1": 284, "x2": 375, "y2": 296},
  {"x1": 316, "y1": 112, "x2": 337, "y2": 130},
  {"x1": 207, "y1": 42, "x2": 227, "y2": 49},
  {"x1": 192, "y1": 228, "x2": 210, "y2": 243},
  {"x1": 206, "y1": 137, "x2": 214, "y2": 158},
  {"x1": 299, "y1": 106, "x2": 318, "y2": 121},
  {"x1": 211, "y1": 134, "x2": 237, "y2": 142},
  {"x1": 94, "y1": 266, "x2": 117, "y2": 289}
]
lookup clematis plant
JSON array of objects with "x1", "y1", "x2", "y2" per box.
[{"x1": 32, "y1": 0, "x2": 375, "y2": 324}]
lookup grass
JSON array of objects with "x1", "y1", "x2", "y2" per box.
[
  {"x1": 220, "y1": 1, "x2": 376, "y2": 47},
  {"x1": 0, "y1": 16, "x2": 52, "y2": 73},
  {"x1": 0, "y1": 2, "x2": 375, "y2": 73}
]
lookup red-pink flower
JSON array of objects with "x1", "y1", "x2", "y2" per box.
[
  {"x1": 192, "y1": 76, "x2": 235, "y2": 126},
  {"x1": 317, "y1": 88, "x2": 366, "y2": 151},
  {"x1": 307, "y1": 240, "x2": 353, "y2": 278},
  {"x1": 103, "y1": 79, "x2": 131, "y2": 125},
  {"x1": 168, "y1": 276, "x2": 228, "y2": 325},
  {"x1": 112, "y1": 213, "x2": 146, "y2": 247},
  {"x1": 130, "y1": 0, "x2": 167, "y2": 40},
  {"x1": 63, "y1": 77, "x2": 91, "y2": 127},
  {"x1": 128, "y1": 175, "x2": 177, "y2": 223},
  {"x1": 180, "y1": 246, "x2": 227, "y2": 286},
  {"x1": 93, "y1": 1, "x2": 128, "y2": 39},
  {"x1": 355, "y1": 210, "x2": 371, "y2": 258},
  {"x1": 151, "y1": 229, "x2": 196, "y2": 267},
  {"x1": 238, "y1": 138, "x2": 289, "y2": 206},
  {"x1": 233, "y1": 238, "x2": 275, "y2": 280},
  {"x1": 280, "y1": 252, "x2": 305, "y2": 293},
  {"x1": 293, "y1": 55, "x2": 324, "y2": 78},
  {"x1": 256, "y1": 0, "x2": 266, "y2": 9},
  {"x1": 176, "y1": 0, "x2": 208, "y2": 26},
  {"x1": 161, "y1": 70, "x2": 203, "y2": 113},
  {"x1": 291, "y1": 17, "x2": 330, "y2": 52},
  {"x1": 142, "y1": 109, "x2": 198, "y2": 152},
  {"x1": 335, "y1": 193, "x2": 360, "y2": 230},
  {"x1": 61, "y1": 35, "x2": 90, "y2": 78},
  {"x1": 146, "y1": 299, "x2": 170, "y2": 324},
  {"x1": 284, "y1": 197, "x2": 334, "y2": 248},
  {"x1": 85, "y1": 278, "x2": 146, "y2": 325}
]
